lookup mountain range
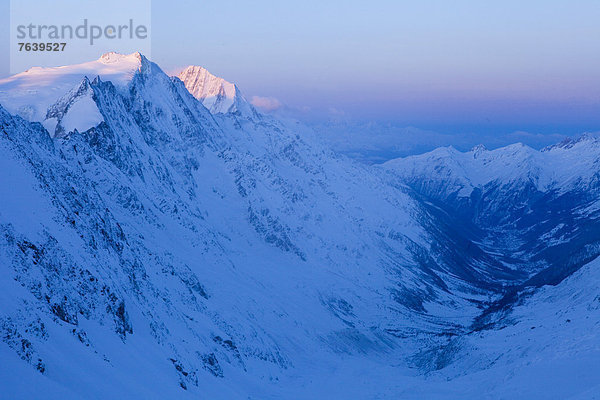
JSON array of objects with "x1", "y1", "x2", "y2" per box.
[{"x1": 0, "y1": 52, "x2": 598, "y2": 399}]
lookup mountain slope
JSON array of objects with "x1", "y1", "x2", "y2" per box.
[
  {"x1": 402, "y1": 255, "x2": 600, "y2": 399},
  {"x1": 383, "y1": 140, "x2": 600, "y2": 302},
  {"x1": 0, "y1": 53, "x2": 598, "y2": 399},
  {"x1": 0, "y1": 53, "x2": 502, "y2": 398}
]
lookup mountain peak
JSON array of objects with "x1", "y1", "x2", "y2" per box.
[
  {"x1": 470, "y1": 144, "x2": 487, "y2": 158},
  {"x1": 43, "y1": 76, "x2": 103, "y2": 137},
  {"x1": 177, "y1": 65, "x2": 256, "y2": 117},
  {"x1": 99, "y1": 51, "x2": 142, "y2": 64},
  {"x1": 0, "y1": 52, "x2": 155, "y2": 124},
  {"x1": 541, "y1": 133, "x2": 600, "y2": 152}
]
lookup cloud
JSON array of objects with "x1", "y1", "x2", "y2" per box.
[
  {"x1": 251, "y1": 96, "x2": 282, "y2": 112},
  {"x1": 327, "y1": 107, "x2": 346, "y2": 116}
]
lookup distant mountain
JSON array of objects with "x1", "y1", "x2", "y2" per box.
[
  {"x1": 384, "y1": 139, "x2": 600, "y2": 325},
  {"x1": 385, "y1": 137, "x2": 600, "y2": 196},
  {"x1": 177, "y1": 65, "x2": 258, "y2": 118},
  {"x1": 0, "y1": 53, "x2": 598, "y2": 399},
  {"x1": 308, "y1": 120, "x2": 571, "y2": 164}
]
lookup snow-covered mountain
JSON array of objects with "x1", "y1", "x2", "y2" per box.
[
  {"x1": 177, "y1": 65, "x2": 257, "y2": 118},
  {"x1": 384, "y1": 138, "x2": 600, "y2": 198},
  {"x1": 384, "y1": 140, "x2": 600, "y2": 326},
  {"x1": 0, "y1": 53, "x2": 598, "y2": 399},
  {"x1": 0, "y1": 52, "x2": 144, "y2": 134}
]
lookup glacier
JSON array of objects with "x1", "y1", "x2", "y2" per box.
[{"x1": 0, "y1": 52, "x2": 598, "y2": 399}]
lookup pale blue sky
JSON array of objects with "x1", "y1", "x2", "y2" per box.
[{"x1": 1, "y1": 0, "x2": 599, "y2": 134}]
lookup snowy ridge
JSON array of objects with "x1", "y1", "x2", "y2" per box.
[
  {"x1": 0, "y1": 52, "x2": 151, "y2": 131},
  {"x1": 42, "y1": 77, "x2": 104, "y2": 137},
  {"x1": 384, "y1": 138, "x2": 600, "y2": 197}
]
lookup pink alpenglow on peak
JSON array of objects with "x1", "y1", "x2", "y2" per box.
[
  {"x1": 177, "y1": 65, "x2": 257, "y2": 118},
  {"x1": 0, "y1": 52, "x2": 153, "y2": 127}
]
